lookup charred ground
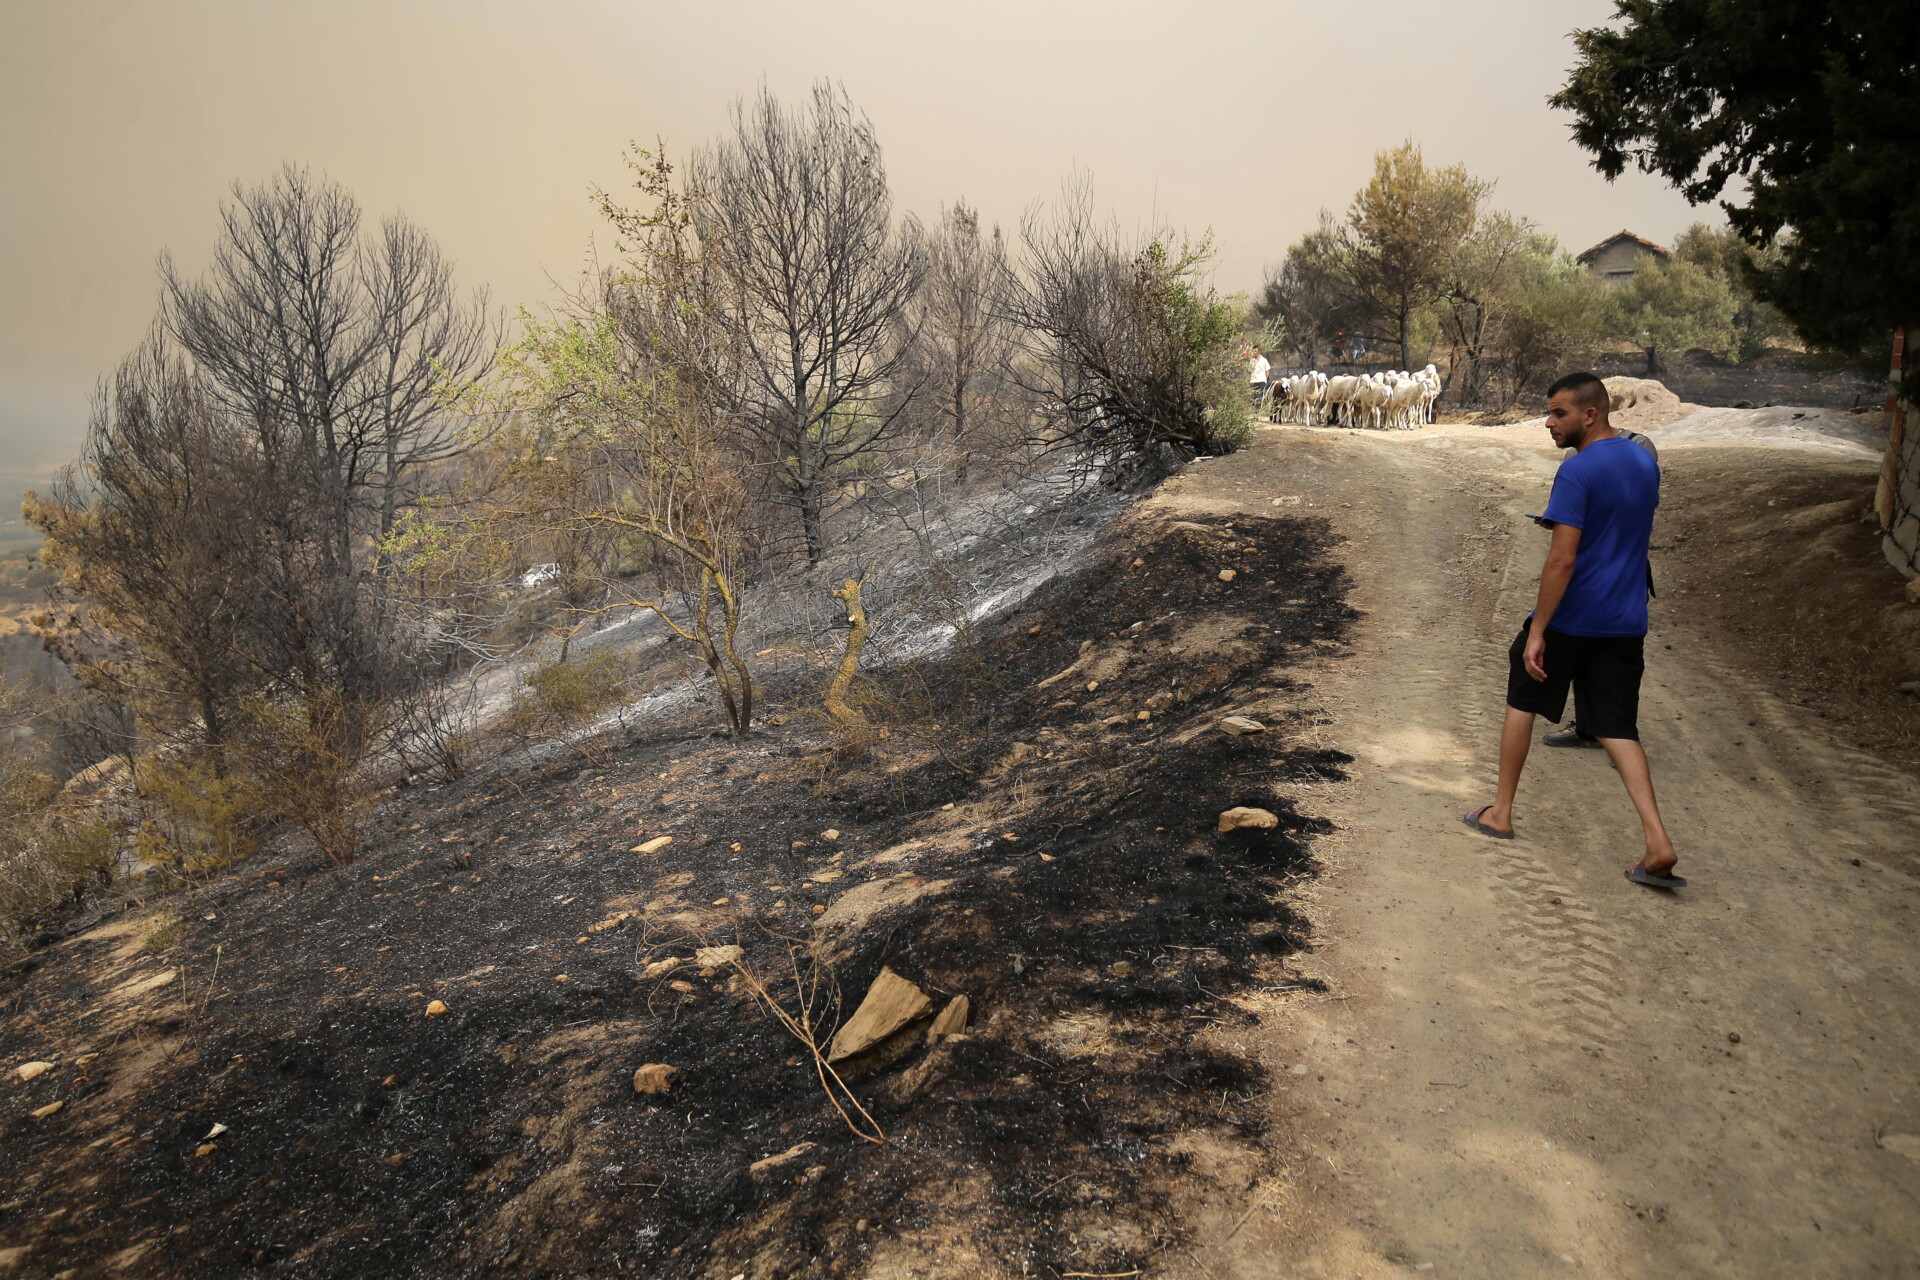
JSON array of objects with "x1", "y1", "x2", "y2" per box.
[{"x1": 0, "y1": 509, "x2": 1355, "y2": 1279}]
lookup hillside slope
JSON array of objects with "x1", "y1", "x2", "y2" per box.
[{"x1": 1, "y1": 503, "x2": 1356, "y2": 1279}]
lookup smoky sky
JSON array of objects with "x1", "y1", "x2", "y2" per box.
[{"x1": 0, "y1": 0, "x2": 1702, "y2": 479}]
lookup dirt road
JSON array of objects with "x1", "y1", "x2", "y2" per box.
[{"x1": 1153, "y1": 422, "x2": 1920, "y2": 1278}]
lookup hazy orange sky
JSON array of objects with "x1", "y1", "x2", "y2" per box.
[{"x1": 1, "y1": 0, "x2": 1704, "y2": 478}]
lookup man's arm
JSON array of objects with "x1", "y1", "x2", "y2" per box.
[{"x1": 1524, "y1": 523, "x2": 1583, "y2": 681}]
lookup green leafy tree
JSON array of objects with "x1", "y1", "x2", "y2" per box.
[
  {"x1": 1670, "y1": 223, "x2": 1793, "y2": 360},
  {"x1": 1492, "y1": 249, "x2": 1615, "y2": 405},
  {"x1": 1344, "y1": 142, "x2": 1489, "y2": 368},
  {"x1": 1553, "y1": 1, "x2": 1920, "y2": 378},
  {"x1": 1435, "y1": 212, "x2": 1545, "y2": 404},
  {"x1": 1610, "y1": 255, "x2": 1738, "y2": 376}
]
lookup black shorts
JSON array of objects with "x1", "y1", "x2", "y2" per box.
[{"x1": 1505, "y1": 624, "x2": 1645, "y2": 740}]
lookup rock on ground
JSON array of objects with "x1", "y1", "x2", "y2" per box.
[{"x1": 827, "y1": 968, "x2": 933, "y2": 1063}]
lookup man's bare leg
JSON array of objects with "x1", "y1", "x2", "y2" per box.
[
  {"x1": 1595, "y1": 736, "x2": 1678, "y2": 875},
  {"x1": 1478, "y1": 707, "x2": 1536, "y2": 834}
]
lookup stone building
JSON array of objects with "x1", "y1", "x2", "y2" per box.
[{"x1": 1575, "y1": 230, "x2": 1672, "y2": 286}]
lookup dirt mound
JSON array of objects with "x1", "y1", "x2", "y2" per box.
[
  {"x1": 0, "y1": 510, "x2": 1354, "y2": 1278},
  {"x1": 1646, "y1": 404, "x2": 1886, "y2": 455},
  {"x1": 1604, "y1": 376, "x2": 1701, "y2": 429}
]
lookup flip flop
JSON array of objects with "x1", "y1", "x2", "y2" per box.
[
  {"x1": 1626, "y1": 863, "x2": 1687, "y2": 889},
  {"x1": 1461, "y1": 806, "x2": 1514, "y2": 840}
]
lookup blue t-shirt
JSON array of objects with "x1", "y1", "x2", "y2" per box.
[{"x1": 1539, "y1": 435, "x2": 1660, "y2": 637}]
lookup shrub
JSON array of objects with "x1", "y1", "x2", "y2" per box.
[
  {"x1": 132, "y1": 755, "x2": 267, "y2": 874},
  {"x1": 0, "y1": 804, "x2": 122, "y2": 955},
  {"x1": 499, "y1": 649, "x2": 633, "y2": 760}
]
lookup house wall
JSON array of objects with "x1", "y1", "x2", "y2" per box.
[{"x1": 1586, "y1": 239, "x2": 1663, "y2": 285}]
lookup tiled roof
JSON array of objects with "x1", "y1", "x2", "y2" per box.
[{"x1": 1574, "y1": 230, "x2": 1673, "y2": 264}]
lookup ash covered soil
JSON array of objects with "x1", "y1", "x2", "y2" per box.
[{"x1": 0, "y1": 508, "x2": 1355, "y2": 1279}]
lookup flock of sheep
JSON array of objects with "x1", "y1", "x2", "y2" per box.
[{"x1": 1263, "y1": 365, "x2": 1443, "y2": 429}]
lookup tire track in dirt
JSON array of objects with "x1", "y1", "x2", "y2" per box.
[
  {"x1": 1445, "y1": 463, "x2": 1629, "y2": 1054},
  {"x1": 1187, "y1": 423, "x2": 1920, "y2": 1280}
]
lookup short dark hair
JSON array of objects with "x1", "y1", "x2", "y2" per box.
[{"x1": 1546, "y1": 371, "x2": 1609, "y2": 414}]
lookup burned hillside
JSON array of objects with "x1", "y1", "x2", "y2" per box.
[{"x1": 0, "y1": 508, "x2": 1354, "y2": 1279}]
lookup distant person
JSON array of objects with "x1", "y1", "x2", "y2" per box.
[
  {"x1": 1545, "y1": 424, "x2": 1660, "y2": 749},
  {"x1": 1248, "y1": 346, "x2": 1270, "y2": 407},
  {"x1": 1462, "y1": 371, "x2": 1685, "y2": 890}
]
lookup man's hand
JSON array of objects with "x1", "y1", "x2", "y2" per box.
[{"x1": 1524, "y1": 629, "x2": 1549, "y2": 682}]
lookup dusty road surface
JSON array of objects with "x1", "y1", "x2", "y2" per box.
[{"x1": 1152, "y1": 421, "x2": 1920, "y2": 1278}]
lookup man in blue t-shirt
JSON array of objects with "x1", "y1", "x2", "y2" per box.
[{"x1": 1461, "y1": 371, "x2": 1686, "y2": 890}]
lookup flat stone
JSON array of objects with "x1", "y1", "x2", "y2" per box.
[
  {"x1": 694, "y1": 945, "x2": 742, "y2": 968},
  {"x1": 828, "y1": 967, "x2": 934, "y2": 1063},
  {"x1": 633, "y1": 1063, "x2": 679, "y2": 1094},
  {"x1": 749, "y1": 1141, "x2": 817, "y2": 1181},
  {"x1": 1218, "y1": 806, "x2": 1280, "y2": 833},
  {"x1": 927, "y1": 995, "x2": 970, "y2": 1043},
  {"x1": 16, "y1": 1061, "x2": 53, "y2": 1081},
  {"x1": 1218, "y1": 716, "x2": 1266, "y2": 735}
]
